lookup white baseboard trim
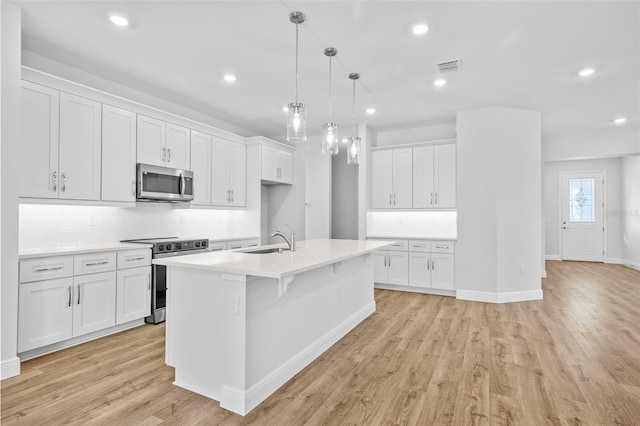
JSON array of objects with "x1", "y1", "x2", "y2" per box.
[
  {"x1": 545, "y1": 254, "x2": 561, "y2": 261},
  {"x1": 456, "y1": 289, "x2": 543, "y2": 304},
  {"x1": 605, "y1": 258, "x2": 623, "y2": 264},
  {"x1": 374, "y1": 283, "x2": 456, "y2": 297},
  {"x1": 622, "y1": 259, "x2": 640, "y2": 271},
  {"x1": 220, "y1": 301, "x2": 376, "y2": 416},
  {"x1": 542, "y1": 269, "x2": 547, "y2": 278},
  {"x1": 1, "y1": 357, "x2": 21, "y2": 380}
]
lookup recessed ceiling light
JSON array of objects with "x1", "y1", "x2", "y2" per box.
[
  {"x1": 282, "y1": 106, "x2": 289, "y2": 113},
  {"x1": 223, "y1": 74, "x2": 237, "y2": 83},
  {"x1": 412, "y1": 24, "x2": 429, "y2": 35},
  {"x1": 614, "y1": 117, "x2": 627, "y2": 124},
  {"x1": 342, "y1": 138, "x2": 348, "y2": 143},
  {"x1": 366, "y1": 108, "x2": 376, "y2": 114},
  {"x1": 578, "y1": 68, "x2": 595, "y2": 77},
  {"x1": 110, "y1": 15, "x2": 129, "y2": 27},
  {"x1": 434, "y1": 79, "x2": 447, "y2": 87}
]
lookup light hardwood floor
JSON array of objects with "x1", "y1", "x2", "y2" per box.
[{"x1": 2, "y1": 261, "x2": 639, "y2": 425}]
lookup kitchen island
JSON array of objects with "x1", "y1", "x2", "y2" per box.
[{"x1": 153, "y1": 238, "x2": 392, "y2": 416}]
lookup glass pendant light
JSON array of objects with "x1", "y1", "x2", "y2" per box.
[
  {"x1": 287, "y1": 11, "x2": 307, "y2": 142},
  {"x1": 347, "y1": 73, "x2": 361, "y2": 165},
  {"x1": 321, "y1": 47, "x2": 339, "y2": 155}
]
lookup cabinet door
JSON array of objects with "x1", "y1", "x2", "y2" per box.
[
  {"x1": 211, "y1": 137, "x2": 230, "y2": 205},
  {"x1": 277, "y1": 150, "x2": 293, "y2": 184},
  {"x1": 116, "y1": 267, "x2": 151, "y2": 324},
  {"x1": 190, "y1": 130, "x2": 212, "y2": 206},
  {"x1": 18, "y1": 277, "x2": 73, "y2": 352},
  {"x1": 392, "y1": 148, "x2": 413, "y2": 208},
  {"x1": 20, "y1": 81, "x2": 60, "y2": 199},
  {"x1": 58, "y1": 92, "x2": 102, "y2": 200},
  {"x1": 72, "y1": 271, "x2": 116, "y2": 337},
  {"x1": 166, "y1": 123, "x2": 190, "y2": 169},
  {"x1": 261, "y1": 146, "x2": 278, "y2": 182},
  {"x1": 372, "y1": 251, "x2": 388, "y2": 284},
  {"x1": 431, "y1": 253, "x2": 455, "y2": 290},
  {"x1": 434, "y1": 144, "x2": 456, "y2": 208},
  {"x1": 409, "y1": 252, "x2": 431, "y2": 288},
  {"x1": 372, "y1": 150, "x2": 393, "y2": 208},
  {"x1": 412, "y1": 146, "x2": 435, "y2": 208},
  {"x1": 228, "y1": 142, "x2": 246, "y2": 206},
  {"x1": 137, "y1": 115, "x2": 166, "y2": 167},
  {"x1": 387, "y1": 251, "x2": 409, "y2": 285},
  {"x1": 101, "y1": 105, "x2": 137, "y2": 202}
]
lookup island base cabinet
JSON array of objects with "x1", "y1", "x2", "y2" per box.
[
  {"x1": 72, "y1": 272, "x2": 117, "y2": 337},
  {"x1": 116, "y1": 267, "x2": 151, "y2": 325},
  {"x1": 18, "y1": 278, "x2": 73, "y2": 353}
]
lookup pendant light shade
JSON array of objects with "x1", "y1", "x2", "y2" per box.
[
  {"x1": 287, "y1": 11, "x2": 307, "y2": 142},
  {"x1": 347, "y1": 73, "x2": 361, "y2": 165},
  {"x1": 322, "y1": 47, "x2": 339, "y2": 155}
]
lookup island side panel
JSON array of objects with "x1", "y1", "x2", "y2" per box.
[
  {"x1": 166, "y1": 267, "x2": 229, "y2": 401},
  {"x1": 241, "y1": 255, "x2": 376, "y2": 412}
]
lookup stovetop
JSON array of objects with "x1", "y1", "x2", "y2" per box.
[{"x1": 121, "y1": 237, "x2": 209, "y2": 255}]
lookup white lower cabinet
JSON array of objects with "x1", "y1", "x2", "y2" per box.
[
  {"x1": 72, "y1": 271, "x2": 116, "y2": 337},
  {"x1": 116, "y1": 267, "x2": 151, "y2": 325},
  {"x1": 373, "y1": 250, "x2": 408, "y2": 285},
  {"x1": 18, "y1": 248, "x2": 152, "y2": 354},
  {"x1": 409, "y1": 252, "x2": 455, "y2": 290}
]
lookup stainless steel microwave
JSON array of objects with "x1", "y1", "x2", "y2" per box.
[{"x1": 137, "y1": 163, "x2": 194, "y2": 202}]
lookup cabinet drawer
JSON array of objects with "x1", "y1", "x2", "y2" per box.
[
  {"x1": 208, "y1": 241, "x2": 227, "y2": 252},
  {"x1": 387, "y1": 240, "x2": 409, "y2": 251},
  {"x1": 20, "y1": 256, "x2": 74, "y2": 283},
  {"x1": 431, "y1": 241, "x2": 455, "y2": 253},
  {"x1": 117, "y1": 249, "x2": 151, "y2": 269},
  {"x1": 74, "y1": 252, "x2": 116, "y2": 275},
  {"x1": 409, "y1": 240, "x2": 430, "y2": 252}
]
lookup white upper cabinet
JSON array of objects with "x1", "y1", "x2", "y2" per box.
[
  {"x1": 101, "y1": 105, "x2": 137, "y2": 202},
  {"x1": 261, "y1": 146, "x2": 293, "y2": 185},
  {"x1": 190, "y1": 130, "x2": 212, "y2": 206},
  {"x1": 137, "y1": 115, "x2": 191, "y2": 169},
  {"x1": 58, "y1": 93, "x2": 102, "y2": 200},
  {"x1": 166, "y1": 123, "x2": 191, "y2": 170},
  {"x1": 413, "y1": 143, "x2": 456, "y2": 208},
  {"x1": 20, "y1": 81, "x2": 60, "y2": 199},
  {"x1": 211, "y1": 137, "x2": 246, "y2": 207},
  {"x1": 372, "y1": 148, "x2": 412, "y2": 208}
]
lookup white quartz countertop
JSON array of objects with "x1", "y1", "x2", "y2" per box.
[
  {"x1": 153, "y1": 239, "x2": 394, "y2": 279},
  {"x1": 19, "y1": 242, "x2": 153, "y2": 259},
  {"x1": 208, "y1": 236, "x2": 260, "y2": 243},
  {"x1": 367, "y1": 235, "x2": 457, "y2": 241}
]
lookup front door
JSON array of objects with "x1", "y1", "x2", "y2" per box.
[{"x1": 560, "y1": 172, "x2": 604, "y2": 262}]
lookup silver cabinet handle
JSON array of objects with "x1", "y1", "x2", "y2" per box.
[
  {"x1": 389, "y1": 194, "x2": 392, "y2": 206},
  {"x1": 52, "y1": 171, "x2": 58, "y2": 191},
  {"x1": 131, "y1": 180, "x2": 136, "y2": 196},
  {"x1": 61, "y1": 172, "x2": 66, "y2": 192},
  {"x1": 435, "y1": 193, "x2": 438, "y2": 205},
  {"x1": 68, "y1": 286, "x2": 72, "y2": 307},
  {"x1": 432, "y1": 260, "x2": 435, "y2": 270},
  {"x1": 227, "y1": 190, "x2": 230, "y2": 202},
  {"x1": 430, "y1": 192, "x2": 433, "y2": 205},
  {"x1": 126, "y1": 256, "x2": 146, "y2": 262},
  {"x1": 162, "y1": 147, "x2": 166, "y2": 161},
  {"x1": 77, "y1": 284, "x2": 81, "y2": 305},
  {"x1": 35, "y1": 266, "x2": 63, "y2": 273},
  {"x1": 148, "y1": 273, "x2": 151, "y2": 290},
  {"x1": 384, "y1": 254, "x2": 386, "y2": 266},
  {"x1": 168, "y1": 148, "x2": 171, "y2": 162},
  {"x1": 85, "y1": 260, "x2": 108, "y2": 267},
  {"x1": 231, "y1": 190, "x2": 234, "y2": 202},
  {"x1": 427, "y1": 258, "x2": 430, "y2": 270},
  {"x1": 394, "y1": 193, "x2": 397, "y2": 205},
  {"x1": 388, "y1": 254, "x2": 391, "y2": 267}
]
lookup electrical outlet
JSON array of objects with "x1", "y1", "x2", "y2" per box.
[{"x1": 231, "y1": 296, "x2": 239, "y2": 315}]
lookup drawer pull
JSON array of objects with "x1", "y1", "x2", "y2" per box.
[
  {"x1": 413, "y1": 244, "x2": 427, "y2": 248},
  {"x1": 126, "y1": 257, "x2": 146, "y2": 262},
  {"x1": 84, "y1": 260, "x2": 109, "y2": 267},
  {"x1": 435, "y1": 245, "x2": 448, "y2": 249},
  {"x1": 34, "y1": 266, "x2": 63, "y2": 273}
]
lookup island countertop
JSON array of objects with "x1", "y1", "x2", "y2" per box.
[{"x1": 153, "y1": 238, "x2": 393, "y2": 279}]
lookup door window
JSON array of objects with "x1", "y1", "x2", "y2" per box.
[{"x1": 569, "y1": 178, "x2": 595, "y2": 222}]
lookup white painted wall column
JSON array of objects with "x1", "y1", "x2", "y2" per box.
[
  {"x1": 622, "y1": 155, "x2": 640, "y2": 269},
  {"x1": 455, "y1": 106, "x2": 543, "y2": 303},
  {"x1": 1, "y1": 1, "x2": 22, "y2": 379},
  {"x1": 357, "y1": 124, "x2": 374, "y2": 240}
]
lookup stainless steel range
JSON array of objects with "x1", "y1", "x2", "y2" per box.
[{"x1": 121, "y1": 237, "x2": 209, "y2": 324}]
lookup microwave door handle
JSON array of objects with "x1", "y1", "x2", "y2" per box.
[{"x1": 180, "y1": 174, "x2": 185, "y2": 197}]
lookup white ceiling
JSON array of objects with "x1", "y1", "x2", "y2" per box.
[{"x1": 18, "y1": 1, "x2": 639, "y2": 143}]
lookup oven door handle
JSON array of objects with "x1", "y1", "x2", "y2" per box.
[{"x1": 179, "y1": 173, "x2": 185, "y2": 197}]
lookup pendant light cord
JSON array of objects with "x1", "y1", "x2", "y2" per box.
[
  {"x1": 328, "y1": 56, "x2": 332, "y2": 120},
  {"x1": 352, "y1": 78, "x2": 356, "y2": 136},
  {"x1": 295, "y1": 23, "x2": 299, "y2": 104}
]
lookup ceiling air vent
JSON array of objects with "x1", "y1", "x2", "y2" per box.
[{"x1": 436, "y1": 58, "x2": 462, "y2": 73}]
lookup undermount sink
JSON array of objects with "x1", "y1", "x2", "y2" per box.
[{"x1": 241, "y1": 247, "x2": 290, "y2": 254}]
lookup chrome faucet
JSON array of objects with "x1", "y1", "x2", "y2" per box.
[{"x1": 271, "y1": 224, "x2": 296, "y2": 251}]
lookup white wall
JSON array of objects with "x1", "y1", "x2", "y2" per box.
[
  {"x1": 1, "y1": 1, "x2": 22, "y2": 379},
  {"x1": 543, "y1": 128, "x2": 639, "y2": 162},
  {"x1": 304, "y1": 136, "x2": 331, "y2": 239},
  {"x1": 622, "y1": 155, "x2": 640, "y2": 269},
  {"x1": 456, "y1": 106, "x2": 542, "y2": 301},
  {"x1": 332, "y1": 150, "x2": 358, "y2": 239},
  {"x1": 357, "y1": 124, "x2": 374, "y2": 240},
  {"x1": 544, "y1": 158, "x2": 624, "y2": 261},
  {"x1": 19, "y1": 204, "x2": 259, "y2": 250},
  {"x1": 375, "y1": 119, "x2": 456, "y2": 147}
]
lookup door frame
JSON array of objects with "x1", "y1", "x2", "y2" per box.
[{"x1": 558, "y1": 170, "x2": 606, "y2": 261}]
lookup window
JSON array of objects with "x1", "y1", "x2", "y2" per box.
[{"x1": 569, "y1": 178, "x2": 595, "y2": 222}]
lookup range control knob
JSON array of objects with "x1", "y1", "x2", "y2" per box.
[
  {"x1": 166, "y1": 243, "x2": 173, "y2": 251},
  {"x1": 195, "y1": 241, "x2": 201, "y2": 248},
  {"x1": 158, "y1": 244, "x2": 164, "y2": 251}
]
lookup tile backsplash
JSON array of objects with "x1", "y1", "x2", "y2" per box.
[
  {"x1": 367, "y1": 210, "x2": 457, "y2": 239},
  {"x1": 19, "y1": 203, "x2": 258, "y2": 250}
]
